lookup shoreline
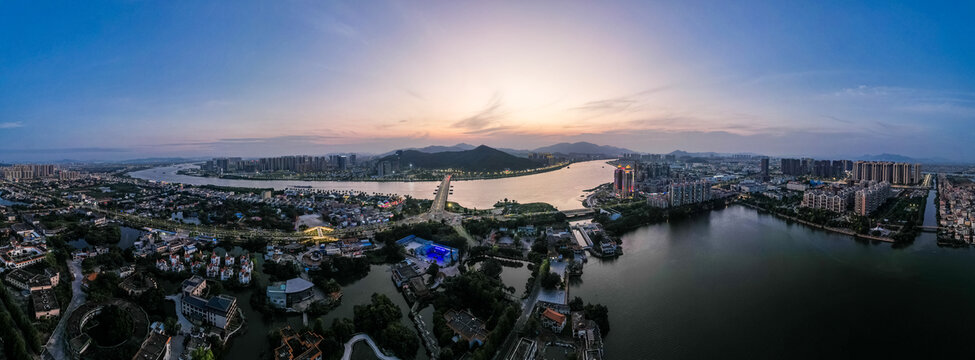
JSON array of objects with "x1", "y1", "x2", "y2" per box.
[
  {"x1": 737, "y1": 202, "x2": 896, "y2": 243},
  {"x1": 170, "y1": 161, "x2": 579, "y2": 183}
]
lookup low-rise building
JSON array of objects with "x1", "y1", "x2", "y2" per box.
[
  {"x1": 132, "y1": 330, "x2": 171, "y2": 360},
  {"x1": 444, "y1": 309, "x2": 488, "y2": 348},
  {"x1": 180, "y1": 276, "x2": 237, "y2": 329},
  {"x1": 273, "y1": 326, "x2": 323, "y2": 360},
  {"x1": 266, "y1": 278, "x2": 316, "y2": 309},
  {"x1": 540, "y1": 307, "x2": 567, "y2": 332}
]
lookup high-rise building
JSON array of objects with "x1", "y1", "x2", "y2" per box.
[
  {"x1": 668, "y1": 180, "x2": 710, "y2": 207},
  {"x1": 854, "y1": 181, "x2": 892, "y2": 215},
  {"x1": 851, "y1": 161, "x2": 921, "y2": 185},
  {"x1": 760, "y1": 158, "x2": 770, "y2": 181},
  {"x1": 801, "y1": 188, "x2": 855, "y2": 212},
  {"x1": 613, "y1": 165, "x2": 635, "y2": 198},
  {"x1": 781, "y1": 158, "x2": 803, "y2": 176}
]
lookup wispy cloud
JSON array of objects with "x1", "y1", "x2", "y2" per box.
[
  {"x1": 0, "y1": 147, "x2": 128, "y2": 153},
  {"x1": 571, "y1": 86, "x2": 671, "y2": 116},
  {"x1": 0, "y1": 122, "x2": 24, "y2": 129},
  {"x1": 453, "y1": 92, "x2": 505, "y2": 130}
]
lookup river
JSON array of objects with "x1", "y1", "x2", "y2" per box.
[{"x1": 128, "y1": 160, "x2": 615, "y2": 210}]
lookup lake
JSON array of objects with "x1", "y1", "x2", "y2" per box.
[{"x1": 570, "y1": 195, "x2": 975, "y2": 358}]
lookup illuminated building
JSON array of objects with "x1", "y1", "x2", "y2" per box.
[{"x1": 613, "y1": 165, "x2": 636, "y2": 198}]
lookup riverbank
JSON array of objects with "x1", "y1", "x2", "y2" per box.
[
  {"x1": 177, "y1": 161, "x2": 575, "y2": 183},
  {"x1": 737, "y1": 202, "x2": 896, "y2": 243}
]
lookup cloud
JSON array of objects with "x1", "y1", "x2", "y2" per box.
[
  {"x1": 0, "y1": 147, "x2": 128, "y2": 154},
  {"x1": 452, "y1": 92, "x2": 505, "y2": 130},
  {"x1": 0, "y1": 122, "x2": 24, "y2": 129},
  {"x1": 571, "y1": 86, "x2": 670, "y2": 115}
]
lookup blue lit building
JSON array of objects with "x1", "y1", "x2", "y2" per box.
[{"x1": 396, "y1": 235, "x2": 459, "y2": 265}]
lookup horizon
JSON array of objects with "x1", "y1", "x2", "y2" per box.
[{"x1": 3, "y1": 1, "x2": 975, "y2": 162}]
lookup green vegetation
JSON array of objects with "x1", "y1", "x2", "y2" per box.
[
  {"x1": 0, "y1": 282, "x2": 42, "y2": 356},
  {"x1": 88, "y1": 305, "x2": 134, "y2": 346},
  {"x1": 540, "y1": 271, "x2": 562, "y2": 290},
  {"x1": 594, "y1": 199, "x2": 728, "y2": 236},
  {"x1": 191, "y1": 347, "x2": 216, "y2": 360},
  {"x1": 463, "y1": 214, "x2": 567, "y2": 238},
  {"x1": 394, "y1": 196, "x2": 433, "y2": 219},
  {"x1": 197, "y1": 199, "x2": 300, "y2": 231},
  {"x1": 379, "y1": 145, "x2": 542, "y2": 172},
  {"x1": 352, "y1": 294, "x2": 420, "y2": 359},
  {"x1": 492, "y1": 200, "x2": 558, "y2": 215},
  {"x1": 86, "y1": 272, "x2": 122, "y2": 303},
  {"x1": 200, "y1": 184, "x2": 274, "y2": 195}
]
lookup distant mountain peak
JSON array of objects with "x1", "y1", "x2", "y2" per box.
[{"x1": 532, "y1": 142, "x2": 635, "y2": 156}]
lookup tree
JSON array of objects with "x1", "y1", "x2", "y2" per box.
[
  {"x1": 353, "y1": 294, "x2": 402, "y2": 334},
  {"x1": 569, "y1": 296, "x2": 584, "y2": 311},
  {"x1": 479, "y1": 259, "x2": 503, "y2": 279},
  {"x1": 426, "y1": 262, "x2": 441, "y2": 277},
  {"x1": 540, "y1": 272, "x2": 562, "y2": 290},
  {"x1": 584, "y1": 303, "x2": 611, "y2": 336},
  {"x1": 191, "y1": 347, "x2": 215, "y2": 360},
  {"x1": 380, "y1": 322, "x2": 420, "y2": 359},
  {"x1": 331, "y1": 318, "x2": 356, "y2": 343}
]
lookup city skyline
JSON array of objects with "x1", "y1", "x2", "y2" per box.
[{"x1": 3, "y1": 1, "x2": 975, "y2": 161}]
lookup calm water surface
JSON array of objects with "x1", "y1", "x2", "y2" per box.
[
  {"x1": 224, "y1": 264, "x2": 427, "y2": 360},
  {"x1": 572, "y1": 196, "x2": 975, "y2": 359}
]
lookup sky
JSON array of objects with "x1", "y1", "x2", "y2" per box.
[{"x1": 2, "y1": 0, "x2": 974, "y2": 162}]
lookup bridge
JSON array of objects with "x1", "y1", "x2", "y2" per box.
[
  {"x1": 561, "y1": 208, "x2": 595, "y2": 218},
  {"x1": 919, "y1": 225, "x2": 942, "y2": 233},
  {"x1": 428, "y1": 174, "x2": 452, "y2": 219}
]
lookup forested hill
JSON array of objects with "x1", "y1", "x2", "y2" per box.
[{"x1": 380, "y1": 145, "x2": 542, "y2": 172}]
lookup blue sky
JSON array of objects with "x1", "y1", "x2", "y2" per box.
[{"x1": 1, "y1": 0, "x2": 974, "y2": 162}]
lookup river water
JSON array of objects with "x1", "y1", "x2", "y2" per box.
[{"x1": 129, "y1": 160, "x2": 614, "y2": 210}]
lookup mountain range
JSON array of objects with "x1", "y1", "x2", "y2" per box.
[
  {"x1": 385, "y1": 141, "x2": 636, "y2": 157},
  {"x1": 378, "y1": 145, "x2": 542, "y2": 172}
]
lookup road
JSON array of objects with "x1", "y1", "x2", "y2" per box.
[
  {"x1": 341, "y1": 333, "x2": 400, "y2": 360},
  {"x1": 44, "y1": 260, "x2": 85, "y2": 360},
  {"x1": 495, "y1": 271, "x2": 543, "y2": 359},
  {"x1": 431, "y1": 174, "x2": 452, "y2": 213}
]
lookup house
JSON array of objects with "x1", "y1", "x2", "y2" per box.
[
  {"x1": 224, "y1": 255, "x2": 234, "y2": 267},
  {"x1": 206, "y1": 264, "x2": 219, "y2": 278},
  {"x1": 443, "y1": 309, "x2": 489, "y2": 347},
  {"x1": 540, "y1": 307, "x2": 567, "y2": 332},
  {"x1": 156, "y1": 259, "x2": 170, "y2": 272},
  {"x1": 239, "y1": 269, "x2": 251, "y2": 285},
  {"x1": 210, "y1": 254, "x2": 220, "y2": 266},
  {"x1": 220, "y1": 267, "x2": 234, "y2": 281},
  {"x1": 31, "y1": 288, "x2": 60, "y2": 319},
  {"x1": 5, "y1": 268, "x2": 59, "y2": 291},
  {"x1": 0, "y1": 244, "x2": 47, "y2": 269},
  {"x1": 273, "y1": 326, "x2": 323, "y2": 360}
]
